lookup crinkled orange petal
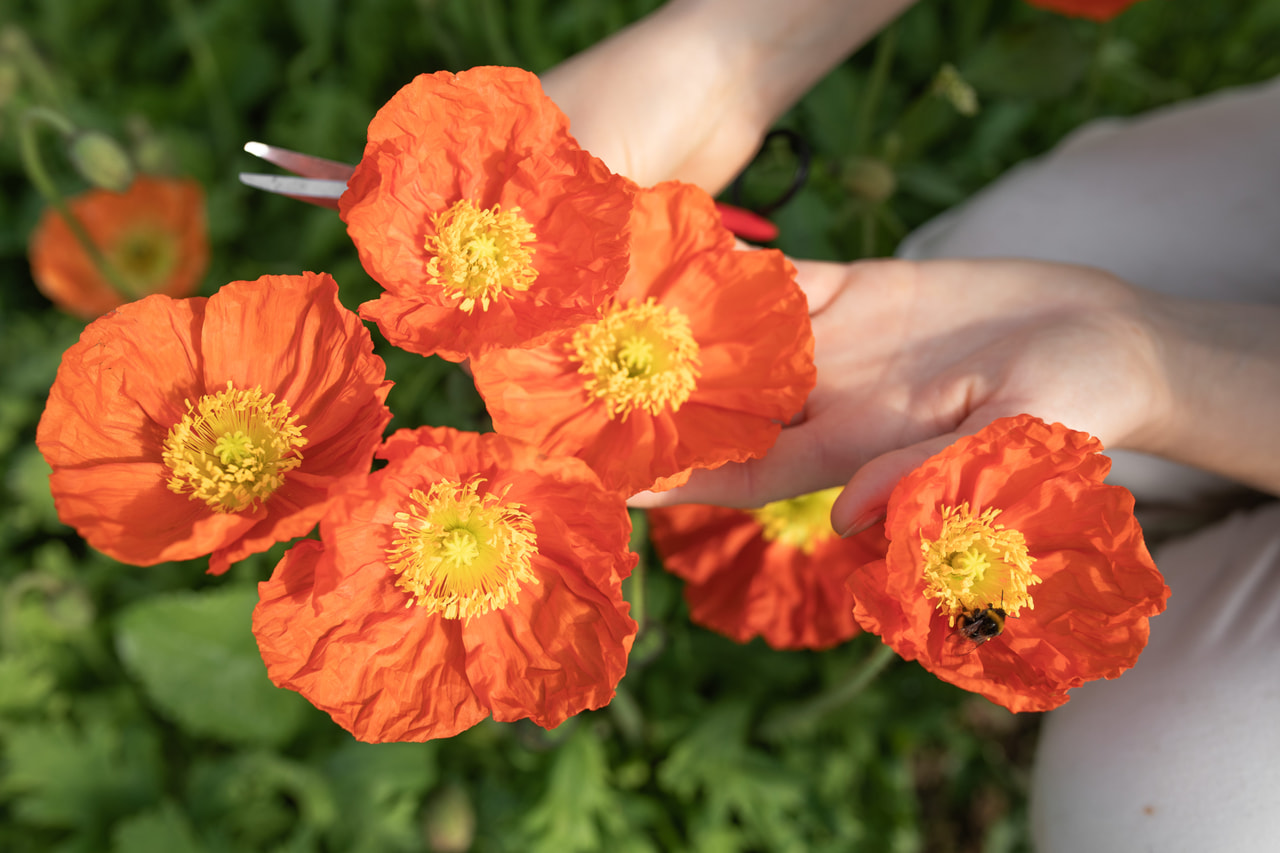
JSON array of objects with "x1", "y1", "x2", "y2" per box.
[
  {"x1": 254, "y1": 427, "x2": 637, "y2": 742},
  {"x1": 1024, "y1": 0, "x2": 1143, "y2": 21},
  {"x1": 201, "y1": 273, "x2": 394, "y2": 573},
  {"x1": 254, "y1": 539, "x2": 489, "y2": 743},
  {"x1": 849, "y1": 415, "x2": 1168, "y2": 712},
  {"x1": 341, "y1": 68, "x2": 632, "y2": 361},
  {"x1": 472, "y1": 181, "x2": 815, "y2": 496},
  {"x1": 29, "y1": 176, "x2": 208, "y2": 318},
  {"x1": 37, "y1": 273, "x2": 391, "y2": 571},
  {"x1": 650, "y1": 504, "x2": 887, "y2": 650}
]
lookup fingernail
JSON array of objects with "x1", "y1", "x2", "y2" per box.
[{"x1": 840, "y1": 510, "x2": 884, "y2": 538}]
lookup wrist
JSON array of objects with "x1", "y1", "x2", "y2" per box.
[{"x1": 1132, "y1": 293, "x2": 1280, "y2": 495}]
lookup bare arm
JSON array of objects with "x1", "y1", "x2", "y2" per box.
[{"x1": 542, "y1": 0, "x2": 917, "y2": 192}]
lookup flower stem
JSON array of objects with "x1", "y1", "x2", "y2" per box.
[
  {"x1": 19, "y1": 106, "x2": 134, "y2": 299},
  {"x1": 854, "y1": 24, "x2": 898, "y2": 157},
  {"x1": 758, "y1": 642, "x2": 898, "y2": 742}
]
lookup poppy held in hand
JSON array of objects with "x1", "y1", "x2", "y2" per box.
[
  {"x1": 470, "y1": 180, "x2": 816, "y2": 496},
  {"x1": 252, "y1": 427, "x2": 638, "y2": 743},
  {"x1": 29, "y1": 175, "x2": 208, "y2": 319},
  {"x1": 36, "y1": 272, "x2": 392, "y2": 573},
  {"x1": 847, "y1": 415, "x2": 1168, "y2": 713},
  {"x1": 649, "y1": 488, "x2": 887, "y2": 650},
  {"x1": 341, "y1": 66, "x2": 633, "y2": 362}
]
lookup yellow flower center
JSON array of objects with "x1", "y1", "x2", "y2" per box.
[
  {"x1": 108, "y1": 227, "x2": 178, "y2": 297},
  {"x1": 921, "y1": 503, "x2": 1041, "y2": 626},
  {"x1": 162, "y1": 382, "x2": 307, "y2": 513},
  {"x1": 751, "y1": 487, "x2": 841, "y2": 554},
  {"x1": 387, "y1": 478, "x2": 539, "y2": 620},
  {"x1": 568, "y1": 297, "x2": 701, "y2": 420},
  {"x1": 424, "y1": 199, "x2": 538, "y2": 313}
]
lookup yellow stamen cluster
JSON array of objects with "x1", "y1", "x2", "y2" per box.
[
  {"x1": 751, "y1": 487, "x2": 842, "y2": 554},
  {"x1": 425, "y1": 199, "x2": 538, "y2": 313},
  {"x1": 920, "y1": 503, "x2": 1041, "y2": 625},
  {"x1": 162, "y1": 382, "x2": 306, "y2": 513},
  {"x1": 387, "y1": 478, "x2": 539, "y2": 620},
  {"x1": 568, "y1": 297, "x2": 701, "y2": 420}
]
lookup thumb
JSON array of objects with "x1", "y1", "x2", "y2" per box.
[
  {"x1": 830, "y1": 431, "x2": 964, "y2": 536},
  {"x1": 830, "y1": 408, "x2": 1038, "y2": 536}
]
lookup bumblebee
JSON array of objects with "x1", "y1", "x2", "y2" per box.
[
  {"x1": 957, "y1": 606, "x2": 1007, "y2": 646},
  {"x1": 941, "y1": 605, "x2": 1008, "y2": 659}
]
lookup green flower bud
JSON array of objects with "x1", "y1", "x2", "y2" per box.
[
  {"x1": 422, "y1": 783, "x2": 476, "y2": 853},
  {"x1": 68, "y1": 130, "x2": 134, "y2": 192},
  {"x1": 845, "y1": 157, "x2": 897, "y2": 204}
]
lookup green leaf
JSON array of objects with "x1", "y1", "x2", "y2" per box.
[
  {"x1": 658, "y1": 704, "x2": 808, "y2": 848},
  {"x1": 322, "y1": 740, "x2": 438, "y2": 853},
  {"x1": 0, "y1": 717, "x2": 161, "y2": 831},
  {"x1": 961, "y1": 21, "x2": 1092, "y2": 100},
  {"x1": 114, "y1": 586, "x2": 311, "y2": 746},
  {"x1": 111, "y1": 800, "x2": 206, "y2": 853},
  {"x1": 522, "y1": 727, "x2": 628, "y2": 853},
  {"x1": 0, "y1": 655, "x2": 58, "y2": 715}
]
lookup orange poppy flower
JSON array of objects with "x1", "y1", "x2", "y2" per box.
[
  {"x1": 29, "y1": 175, "x2": 209, "y2": 319},
  {"x1": 340, "y1": 66, "x2": 633, "y2": 362},
  {"x1": 252, "y1": 426, "x2": 638, "y2": 743},
  {"x1": 1024, "y1": 0, "x2": 1142, "y2": 20},
  {"x1": 36, "y1": 272, "x2": 392, "y2": 573},
  {"x1": 847, "y1": 415, "x2": 1168, "y2": 713},
  {"x1": 470, "y1": 180, "x2": 816, "y2": 496},
  {"x1": 649, "y1": 489, "x2": 887, "y2": 650}
]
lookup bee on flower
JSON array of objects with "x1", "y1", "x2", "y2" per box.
[{"x1": 847, "y1": 415, "x2": 1169, "y2": 712}]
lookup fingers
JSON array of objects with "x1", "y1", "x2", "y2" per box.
[
  {"x1": 627, "y1": 420, "x2": 854, "y2": 509},
  {"x1": 829, "y1": 432, "x2": 961, "y2": 535}
]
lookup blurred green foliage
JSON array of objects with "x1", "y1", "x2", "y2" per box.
[{"x1": 2, "y1": 0, "x2": 1277, "y2": 850}]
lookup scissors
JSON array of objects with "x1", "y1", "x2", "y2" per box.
[{"x1": 238, "y1": 134, "x2": 808, "y2": 244}]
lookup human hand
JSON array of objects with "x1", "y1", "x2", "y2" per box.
[{"x1": 629, "y1": 258, "x2": 1174, "y2": 532}]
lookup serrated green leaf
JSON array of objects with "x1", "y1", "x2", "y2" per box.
[
  {"x1": 0, "y1": 716, "x2": 161, "y2": 831},
  {"x1": 114, "y1": 586, "x2": 310, "y2": 746},
  {"x1": 658, "y1": 704, "x2": 808, "y2": 847},
  {"x1": 0, "y1": 655, "x2": 57, "y2": 715},
  {"x1": 322, "y1": 740, "x2": 438, "y2": 853},
  {"x1": 522, "y1": 727, "x2": 627, "y2": 853}
]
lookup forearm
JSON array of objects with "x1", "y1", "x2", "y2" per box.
[
  {"x1": 542, "y1": 0, "x2": 917, "y2": 192},
  {"x1": 1138, "y1": 294, "x2": 1280, "y2": 496}
]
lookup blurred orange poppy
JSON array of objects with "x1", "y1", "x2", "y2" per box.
[
  {"x1": 470, "y1": 180, "x2": 816, "y2": 496},
  {"x1": 28, "y1": 175, "x2": 208, "y2": 319},
  {"x1": 847, "y1": 415, "x2": 1168, "y2": 713},
  {"x1": 253, "y1": 427, "x2": 638, "y2": 742},
  {"x1": 649, "y1": 489, "x2": 887, "y2": 650},
  {"x1": 1025, "y1": 0, "x2": 1142, "y2": 20},
  {"x1": 341, "y1": 66, "x2": 633, "y2": 362},
  {"x1": 36, "y1": 272, "x2": 392, "y2": 573}
]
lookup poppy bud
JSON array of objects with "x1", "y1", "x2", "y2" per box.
[
  {"x1": 422, "y1": 784, "x2": 476, "y2": 853},
  {"x1": 67, "y1": 130, "x2": 134, "y2": 192},
  {"x1": 932, "y1": 63, "x2": 980, "y2": 117},
  {"x1": 845, "y1": 157, "x2": 896, "y2": 204}
]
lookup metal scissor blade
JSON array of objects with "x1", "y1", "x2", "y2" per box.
[
  {"x1": 243, "y1": 141, "x2": 355, "y2": 181},
  {"x1": 237, "y1": 173, "x2": 348, "y2": 210}
]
